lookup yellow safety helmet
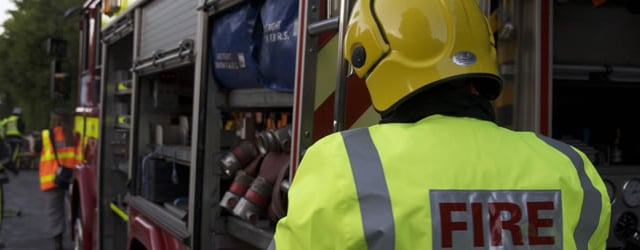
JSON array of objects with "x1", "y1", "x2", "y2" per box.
[{"x1": 344, "y1": 0, "x2": 503, "y2": 113}]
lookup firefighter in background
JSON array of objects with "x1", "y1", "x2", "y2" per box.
[
  {"x1": 271, "y1": 0, "x2": 610, "y2": 249},
  {"x1": 0, "y1": 107, "x2": 25, "y2": 174},
  {"x1": 0, "y1": 115, "x2": 10, "y2": 175},
  {"x1": 39, "y1": 109, "x2": 75, "y2": 250},
  {"x1": 0, "y1": 107, "x2": 23, "y2": 247}
]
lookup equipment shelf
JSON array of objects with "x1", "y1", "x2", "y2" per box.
[
  {"x1": 220, "y1": 88, "x2": 293, "y2": 109},
  {"x1": 115, "y1": 79, "x2": 133, "y2": 96},
  {"x1": 225, "y1": 216, "x2": 274, "y2": 249},
  {"x1": 114, "y1": 123, "x2": 130, "y2": 130},
  {"x1": 152, "y1": 145, "x2": 192, "y2": 166},
  {"x1": 115, "y1": 89, "x2": 132, "y2": 96}
]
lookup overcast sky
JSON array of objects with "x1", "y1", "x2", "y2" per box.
[{"x1": 0, "y1": 0, "x2": 16, "y2": 34}]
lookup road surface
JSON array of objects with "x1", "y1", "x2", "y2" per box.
[{"x1": 1, "y1": 169, "x2": 73, "y2": 250}]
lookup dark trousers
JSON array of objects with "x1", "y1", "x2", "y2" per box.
[
  {"x1": 0, "y1": 139, "x2": 10, "y2": 167},
  {"x1": 3, "y1": 137, "x2": 23, "y2": 170}
]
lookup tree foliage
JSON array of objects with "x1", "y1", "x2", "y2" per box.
[{"x1": 0, "y1": 0, "x2": 83, "y2": 132}]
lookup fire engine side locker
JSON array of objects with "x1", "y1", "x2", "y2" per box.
[
  {"x1": 124, "y1": 0, "x2": 198, "y2": 249},
  {"x1": 193, "y1": 0, "x2": 308, "y2": 248},
  {"x1": 97, "y1": 1, "x2": 143, "y2": 249},
  {"x1": 550, "y1": 1, "x2": 640, "y2": 248},
  {"x1": 485, "y1": 1, "x2": 640, "y2": 248},
  {"x1": 192, "y1": 0, "x2": 352, "y2": 248}
]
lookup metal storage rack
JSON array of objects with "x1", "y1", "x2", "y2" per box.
[
  {"x1": 122, "y1": 0, "x2": 199, "y2": 246},
  {"x1": 191, "y1": 0, "x2": 303, "y2": 248},
  {"x1": 97, "y1": 6, "x2": 137, "y2": 249},
  {"x1": 127, "y1": 50, "x2": 196, "y2": 248},
  {"x1": 193, "y1": 0, "x2": 351, "y2": 248}
]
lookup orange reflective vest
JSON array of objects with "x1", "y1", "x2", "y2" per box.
[{"x1": 40, "y1": 127, "x2": 77, "y2": 191}]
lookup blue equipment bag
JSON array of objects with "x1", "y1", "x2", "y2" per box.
[
  {"x1": 259, "y1": 0, "x2": 299, "y2": 92},
  {"x1": 210, "y1": 3, "x2": 263, "y2": 89}
]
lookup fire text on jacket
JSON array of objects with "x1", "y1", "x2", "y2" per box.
[{"x1": 429, "y1": 190, "x2": 563, "y2": 249}]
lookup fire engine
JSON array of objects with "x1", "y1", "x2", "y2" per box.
[{"x1": 63, "y1": 0, "x2": 640, "y2": 249}]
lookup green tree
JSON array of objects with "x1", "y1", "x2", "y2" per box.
[{"x1": 0, "y1": 0, "x2": 83, "y2": 132}]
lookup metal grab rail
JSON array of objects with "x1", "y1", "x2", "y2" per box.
[
  {"x1": 133, "y1": 39, "x2": 194, "y2": 72},
  {"x1": 333, "y1": 0, "x2": 350, "y2": 132},
  {"x1": 102, "y1": 18, "x2": 133, "y2": 44},
  {"x1": 308, "y1": 16, "x2": 339, "y2": 35},
  {"x1": 199, "y1": 0, "x2": 246, "y2": 16},
  {"x1": 553, "y1": 64, "x2": 640, "y2": 82},
  {"x1": 554, "y1": 64, "x2": 640, "y2": 74}
]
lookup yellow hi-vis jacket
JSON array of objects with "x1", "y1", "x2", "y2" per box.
[
  {"x1": 3, "y1": 115, "x2": 21, "y2": 137},
  {"x1": 271, "y1": 115, "x2": 610, "y2": 250},
  {"x1": 40, "y1": 127, "x2": 76, "y2": 191},
  {"x1": 0, "y1": 118, "x2": 5, "y2": 138}
]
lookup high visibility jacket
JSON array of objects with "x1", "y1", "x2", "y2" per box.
[
  {"x1": 0, "y1": 118, "x2": 6, "y2": 138},
  {"x1": 272, "y1": 115, "x2": 610, "y2": 250},
  {"x1": 40, "y1": 127, "x2": 76, "y2": 191},
  {"x1": 4, "y1": 115, "x2": 22, "y2": 137}
]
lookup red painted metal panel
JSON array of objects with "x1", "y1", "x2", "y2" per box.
[
  {"x1": 313, "y1": 75, "x2": 371, "y2": 141},
  {"x1": 72, "y1": 166, "x2": 97, "y2": 250}
]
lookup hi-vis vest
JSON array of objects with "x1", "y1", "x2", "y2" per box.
[
  {"x1": 40, "y1": 127, "x2": 76, "y2": 191},
  {"x1": 0, "y1": 118, "x2": 6, "y2": 138},
  {"x1": 271, "y1": 115, "x2": 610, "y2": 250},
  {"x1": 4, "y1": 115, "x2": 21, "y2": 137}
]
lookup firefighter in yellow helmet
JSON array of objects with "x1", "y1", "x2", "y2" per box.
[{"x1": 270, "y1": 0, "x2": 610, "y2": 249}]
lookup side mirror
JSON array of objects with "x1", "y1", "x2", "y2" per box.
[{"x1": 45, "y1": 36, "x2": 67, "y2": 58}]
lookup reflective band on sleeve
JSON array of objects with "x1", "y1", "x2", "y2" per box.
[
  {"x1": 537, "y1": 135, "x2": 602, "y2": 250},
  {"x1": 342, "y1": 128, "x2": 395, "y2": 250},
  {"x1": 40, "y1": 174, "x2": 55, "y2": 183},
  {"x1": 56, "y1": 152, "x2": 75, "y2": 160},
  {"x1": 267, "y1": 239, "x2": 276, "y2": 250},
  {"x1": 40, "y1": 155, "x2": 56, "y2": 161}
]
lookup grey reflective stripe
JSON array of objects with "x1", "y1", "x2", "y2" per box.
[
  {"x1": 267, "y1": 239, "x2": 275, "y2": 250},
  {"x1": 537, "y1": 135, "x2": 602, "y2": 250},
  {"x1": 342, "y1": 128, "x2": 395, "y2": 250}
]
